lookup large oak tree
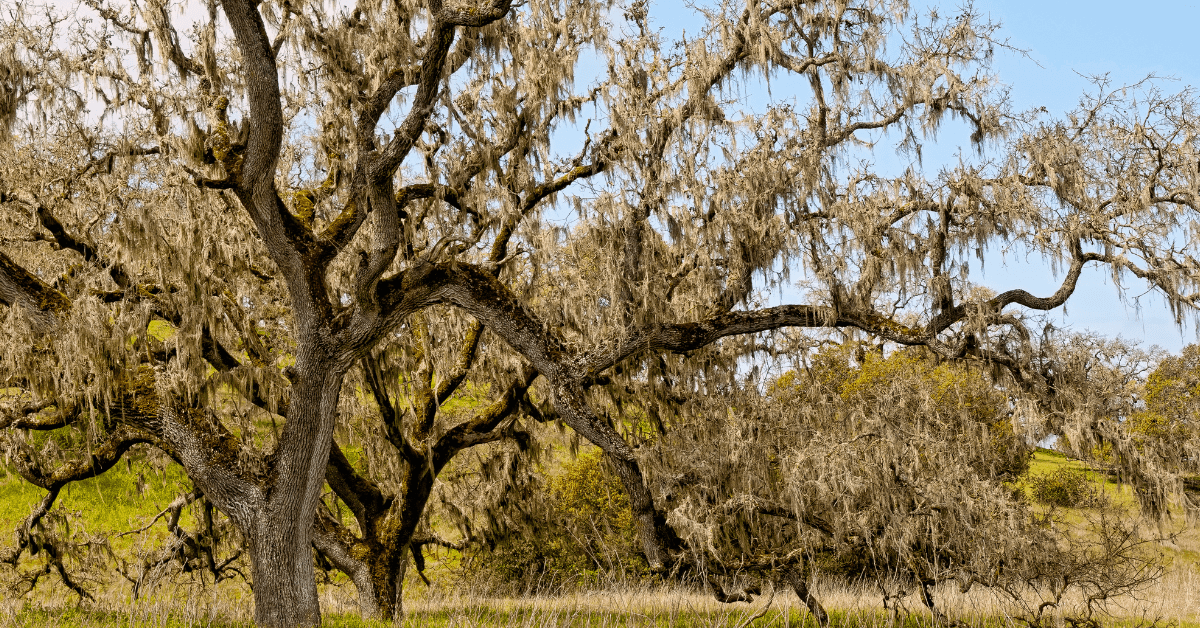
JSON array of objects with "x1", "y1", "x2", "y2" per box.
[{"x1": 3, "y1": 0, "x2": 1200, "y2": 625}]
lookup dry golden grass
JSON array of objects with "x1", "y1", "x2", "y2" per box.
[
  {"x1": 391, "y1": 570, "x2": 1200, "y2": 628},
  {"x1": 8, "y1": 568, "x2": 1192, "y2": 627}
]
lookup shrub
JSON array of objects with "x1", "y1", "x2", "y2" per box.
[
  {"x1": 462, "y1": 447, "x2": 646, "y2": 593},
  {"x1": 1028, "y1": 467, "x2": 1106, "y2": 508}
]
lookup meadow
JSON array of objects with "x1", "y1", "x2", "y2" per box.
[
  {"x1": 2, "y1": 571, "x2": 1199, "y2": 627},
  {"x1": 1, "y1": 449, "x2": 1199, "y2": 627}
]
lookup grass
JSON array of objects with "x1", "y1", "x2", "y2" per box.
[
  {"x1": 4, "y1": 573, "x2": 1200, "y2": 627},
  {"x1": 3, "y1": 449, "x2": 1200, "y2": 626},
  {"x1": 0, "y1": 448, "x2": 195, "y2": 554},
  {"x1": 1019, "y1": 448, "x2": 1200, "y2": 570},
  {"x1": 1021, "y1": 448, "x2": 1125, "y2": 501}
]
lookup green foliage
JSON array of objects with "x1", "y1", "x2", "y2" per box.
[
  {"x1": 1027, "y1": 467, "x2": 1106, "y2": 509},
  {"x1": 467, "y1": 447, "x2": 646, "y2": 591},
  {"x1": 552, "y1": 450, "x2": 636, "y2": 539},
  {"x1": 550, "y1": 449, "x2": 644, "y2": 573},
  {"x1": 1126, "y1": 344, "x2": 1200, "y2": 467}
]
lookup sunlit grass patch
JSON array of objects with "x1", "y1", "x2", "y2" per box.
[
  {"x1": 1020, "y1": 448, "x2": 1141, "y2": 509},
  {"x1": 0, "y1": 446, "x2": 194, "y2": 555}
]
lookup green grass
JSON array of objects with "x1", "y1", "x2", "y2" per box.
[
  {"x1": 1022, "y1": 448, "x2": 1141, "y2": 508},
  {"x1": 1018, "y1": 448, "x2": 1200, "y2": 570},
  {"x1": 0, "y1": 448, "x2": 195, "y2": 561}
]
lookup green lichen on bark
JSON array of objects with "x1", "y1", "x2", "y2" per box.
[
  {"x1": 291, "y1": 154, "x2": 340, "y2": 230},
  {"x1": 291, "y1": 190, "x2": 316, "y2": 229},
  {"x1": 113, "y1": 366, "x2": 162, "y2": 427},
  {"x1": 318, "y1": 200, "x2": 357, "y2": 241},
  {"x1": 207, "y1": 96, "x2": 231, "y2": 162}
]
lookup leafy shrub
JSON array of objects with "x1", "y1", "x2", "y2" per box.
[
  {"x1": 544, "y1": 449, "x2": 646, "y2": 580},
  {"x1": 463, "y1": 448, "x2": 646, "y2": 592},
  {"x1": 1028, "y1": 467, "x2": 1106, "y2": 508}
]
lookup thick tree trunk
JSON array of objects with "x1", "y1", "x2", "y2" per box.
[
  {"x1": 124, "y1": 368, "x2": 336, "y2": 627},
  {"x1": 247, "y1": 514, "x2": 322, "y2": 626},
  {"x1": 248, "y1": 365, "x2": 347, "y2": 627},
  {"x1": 148, "y1": 351, "x2": 350, "y2": 628}
]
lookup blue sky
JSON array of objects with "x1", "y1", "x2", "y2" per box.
[
  {"x1": 931, "y1": 0, "x2": 1200, "y2": 352},
  {"x1": 666, "y1": 0, "x2": 1200, "y2": 352}
]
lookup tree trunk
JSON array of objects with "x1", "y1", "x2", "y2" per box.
[
  {"x1": 392, "y1": 545, "x2": 409, "y2": 618},
  {"x1": 247, "y1": 514, "x2": 322, "y2": 626},
  {"x1": 360, "y1": 539, "x2": 403, "y2": 620},
  {"x1": 364, "y1": 458, "x2": 437, "y2": 619},
  {"x1": 248, "y1": 364, "x2": 347, "y2": 627},
  {"x1": 316, "y1": 433, "x2": 459, "y2": 621},
  {"x1": 146, "y1": 380, "x2": 333, "y2": 628},
  {"x1": 786, "y1": 567, "x2": 829, "y2": 627}
]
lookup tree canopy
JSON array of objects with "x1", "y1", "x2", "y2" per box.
[{"x1": 3, "y1": 0, "x2": 1200, "y2": 625}]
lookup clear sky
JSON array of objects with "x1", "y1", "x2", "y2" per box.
[
  {"x1": 707, "y1": 0, "x2": 1200, "y2": 353},
  {"x1": 945, "y1": 0, "x2": 1200, "y2": 352}
]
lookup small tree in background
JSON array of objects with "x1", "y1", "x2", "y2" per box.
[
  {"x1": 1130, "y1": 345, "x2": 1200, "y2": 471},
  {"x1": 1027, "y1": 467, "x2": 1107, "y2": 509}
]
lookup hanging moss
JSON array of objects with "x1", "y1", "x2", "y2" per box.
[{"x1": 0, "y1": 251, "x2": 70, "y2": 313}]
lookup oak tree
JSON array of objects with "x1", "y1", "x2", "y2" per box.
[{"x1": 3, "y1": 0, "x2": 1200, "y2": 625}]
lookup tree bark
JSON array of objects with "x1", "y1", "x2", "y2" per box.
[
  {"x1": 246, "y1": 517, "x2": 320, "y2": 625},
  {"x1": 245, "y1": 362, "x2": 347, "y2": 626},
  {"x1": 153, "y1": 354, "x2": 348, "y2": 627},
  {"x1": 312, "y1": 358, "x2": 537, "y2": 620},
  {"x1": 312, "y1": 524, "x2": 381, "y2": 619},
  {"x1": 314, "y1": 428, "x2": 456, "y2": 620},
  {"x1": 785, "y1": 567, "x2": 829, "y2": 627}
]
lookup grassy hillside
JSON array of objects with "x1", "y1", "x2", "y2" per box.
[{"x1": 1020, "y1": 448, "x2": 1200, "y2": 568}]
